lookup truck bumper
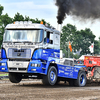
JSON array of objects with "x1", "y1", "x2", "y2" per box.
[
  {"x1": 27, "y1": 60, "x2": 46, "y2": 74},
  {"x1": 0, "y1": 59, "x2": 46, "y2": 74}
]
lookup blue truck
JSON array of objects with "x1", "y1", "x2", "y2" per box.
[{"x1": 0, "y1": 21, "x2": 87, "y2": 86}]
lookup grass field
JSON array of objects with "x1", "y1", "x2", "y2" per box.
[{"x1": 0, "y1": 73, "x2": 8, "y2": 76}]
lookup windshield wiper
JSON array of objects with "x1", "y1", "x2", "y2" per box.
[
  {"x1": 22, "y1": 41, "x2": 33, "y2": 43},
  {"x1": 3, "y1": 41, "x2": 13, "y2": 43},
  {"x1": 12, "y1": 41, "x2": 24, "y2": 43}
]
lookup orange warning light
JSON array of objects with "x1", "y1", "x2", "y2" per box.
[
  {"x1": 85, "y1": 57, "x2": 88, "y2": 60},
  {"x1": 40, "y1": 21, "x2": 43, "y2": 24}
]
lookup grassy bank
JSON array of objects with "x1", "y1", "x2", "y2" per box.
[{"x1": 0, "y1": 73, "x2": 8, "y2": 76}]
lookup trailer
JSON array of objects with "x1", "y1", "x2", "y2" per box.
[{"x1": 0, "y1": 21, "x2": 87, "y2": 86}]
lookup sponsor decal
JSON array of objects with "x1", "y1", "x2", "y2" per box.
[{"x1": 59, "y1": 70, "x2": 64, "y2": 74}]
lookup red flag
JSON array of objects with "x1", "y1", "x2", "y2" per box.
[{"x1": 69, "y1": 41, "x2": 72, "y2": 52}]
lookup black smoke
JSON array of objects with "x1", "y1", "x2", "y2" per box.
[{"x1": 55, "y1": 0, "x2": 100, "y2": 24}]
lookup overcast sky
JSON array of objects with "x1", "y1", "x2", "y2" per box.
[{"x1": 1, "y1": 0, "x2": 100, "y2": 40}]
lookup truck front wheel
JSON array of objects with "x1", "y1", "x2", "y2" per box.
[
  {"x1": 42, "y1": 66, "x2": 57, "y2": 85},
  {"x1": 9, "y1": 73, "x2": 22, "y2": 83},
  {"x1": 74, "y1": 71, "x2": 87, "y2": 87}
]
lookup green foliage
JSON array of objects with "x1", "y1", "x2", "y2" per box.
[
  {"x1": 61, "y1": 24, "x2": 96, "y2": 58},
  {"x1": 0, "y1": 13, "x2": 13, "y2": 47},
  {"x1": 1, "y1": 13, "x2": 13, "y2": 27},
  {"x1": 0, "y1": 5, "x2": 3, "y2": 16},
  {"x1": 94, "y1": 37, "x2": 100, "y2": 55},
  {"x1": 78, "y1": 28, "x2": 95, "y2": 55},
  {"x1": 0, "y1": 5, "x2": 4, "y2": 46},
  {"x1": 13, "y1": 12, "x2": 24, "y2": 21},
  {"x1": 60, "y1": 24, "x2": 77, "y2": 58},
  {"x1": 24, "y1": 16, "x2": 30, "y2": 21},
  {"x1": 0, "y1": 19, "x2": 3, "y2": 47},
  {"x1": 94, "y1": 40, "x2": 100, "y2": 54},
  {"x1": 62, "y1": 49, "x2": 68, "y2": 58},
  {"x1": 73, "y1": 54, "x2": 80, "y2": 59},
  {"x1": 13, "y1": 13, "x2": 50, "y2": 26}
]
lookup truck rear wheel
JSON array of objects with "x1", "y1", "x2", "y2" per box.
[
  {"x1": 42, "y1": 66, "x2": 57, "y2": 85},
  {"x1": 9, "y1": 73, "x2": 22, "y2": 83},
  {"x1": 74, "y1": 71, "x2": 87, "y2": 87}
]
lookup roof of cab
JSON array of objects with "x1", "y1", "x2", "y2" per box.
[{"x1": 5, "y1": 21, "x2": 60, "y2": 34}]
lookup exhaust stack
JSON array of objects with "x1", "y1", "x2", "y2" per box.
[{"x1": 57, "y1": 24, "x2": 62, "y2": 32}]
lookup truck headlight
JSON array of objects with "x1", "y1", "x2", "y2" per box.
[
  {"x1": 0, "y1": 63, "x2": 6, "y2": 66},
  {"x1": 37, "y1": 64, "x2": 41, "y2": 67},
  {"x1": 31, "y1": 63, "x2": 35, "y2": 67},
  {"x1": 31, "y1": 63, "x2": 40, "y2": 67}
]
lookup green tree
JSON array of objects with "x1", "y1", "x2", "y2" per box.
[
  {"x1": 24, "y1": 16, "x2": 30, "y2": 21},
  {"x1": 94, "y1": 37, "x2": 100, "y2": 55},
  {"x1": 61, "y1": 24, "x2": 96, "y2": 58},
  {"x1": 13, "y1": 12, "x2": 24, "y2": 22},
  {"x1": 0, "y1": 5, "x2": 3, "y2": 33},
  {"x1": 0, "y1": 19, "x2": 3, "y2": 46},
  {"x1": 0, "y1": 13, "x2": 12, "y2": 47},
  {"x1": 1, "y1": 13, "x2": 12, "y2": 27},
  {"x1": 0, "y1": 13, "x2": 13, "y2": 35},
  {"x1": 77, "y1": 29, "x2": 95, "y2": 55},
  {"x1": 0, "y1": 5, "x2": 3, "y2": 16},
  {"x1": 0, "y1": 5, "x2": 3, "y2": 47},
  {"x1": 94, "y1": 40, "x2": 100, "y2": 55},
  {"x1": 61, "y1": 24, "x2": 77, "y2": 57},
  {"x1": 13, "y1": 13, "x2": 50, "y2": 26}
]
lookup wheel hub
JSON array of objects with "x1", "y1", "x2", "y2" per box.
[
  {"x1": 80, "y1": 75, "x2": 84, "y2": 84},
  {"x1": 50, "y1": 71, "x2": 55, "y2": 81}
]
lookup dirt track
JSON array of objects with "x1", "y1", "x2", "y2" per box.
[{"x1": 0, "y1": 79, "x2": 100, "y2": 100}]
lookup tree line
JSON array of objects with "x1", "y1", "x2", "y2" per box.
[
  {"x1": 61, "y1": 24, "x2": 100, "y2": 58},
  {"x1": 0, "y1": 4, "x2": 100, "y2": 58}
]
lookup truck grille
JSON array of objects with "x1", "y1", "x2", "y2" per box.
[
  {"x1": 8, "y1": 48, "x2": 31, "y2": 58},
  {"x1": 9, "y1": 68, "x2": 27, "y2": 71}
]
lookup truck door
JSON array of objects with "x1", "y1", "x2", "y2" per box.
[{"x1": 43, "y1": 31, "x2": 54, "y2": 49}]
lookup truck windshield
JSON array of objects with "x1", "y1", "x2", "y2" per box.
[{"x1": 4, "y1": 29, "x2": 43, "y2": 43}]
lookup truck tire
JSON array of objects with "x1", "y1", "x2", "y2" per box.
[
  {"x1": 9, "y1": 73, "x2": 22, "y2": 83},
  {"x1": 42, "y1": 66, "x2": 57, "y2": 85},
  {"x1": 74, "y1": 71, "x2": 87, "y2": 87},
  {"x1": 55, "y1": 78, "x2": 60, "y2": 85}
]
